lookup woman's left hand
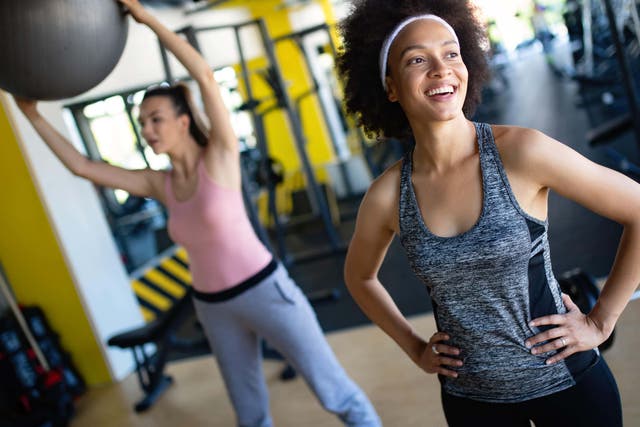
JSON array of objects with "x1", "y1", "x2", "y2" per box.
[
  {"x1": 525, "y1": 293, "x2": 610, "y2": 365},
  {"x1": 116, "y1": 0, "x2": 151, "y2": 24}
]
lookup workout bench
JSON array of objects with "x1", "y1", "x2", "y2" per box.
[{"x1": 107, "y1": 287, "x2": 194, "y2": 412}]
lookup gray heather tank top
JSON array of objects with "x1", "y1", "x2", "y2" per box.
[{"x1": 399, "y1": 122, "x2": 598, "y2": 403}]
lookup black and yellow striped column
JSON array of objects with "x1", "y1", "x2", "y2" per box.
[{"x1": 130, "y1": 248, "x2": 192, "y2": 322}]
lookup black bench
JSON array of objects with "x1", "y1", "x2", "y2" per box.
[{"x1": 107, "y1": 287, "x2": 194, "y2": 412}]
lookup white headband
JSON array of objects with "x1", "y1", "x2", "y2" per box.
[{"x1": 379, "y1": 14, "x2": 459, "y2": 91}]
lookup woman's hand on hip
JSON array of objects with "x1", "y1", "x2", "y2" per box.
[
  {"x1": 526, "y1": 293, "x2": 610, "y2": 364},
  {"x1": 416, "y1": 332, "x2": 462, "y2": 378}
]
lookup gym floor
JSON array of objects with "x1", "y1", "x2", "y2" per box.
[
  {"x1": 71, "y1": 302, "x2": 640, "y2": 426},
  {"x1": 71, "y1": 48, "x2": 639, "y2": 425}
]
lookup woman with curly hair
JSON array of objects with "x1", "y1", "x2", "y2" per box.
[{"x1": 340, "y1": 0, "x2": 638, "y2": 425}]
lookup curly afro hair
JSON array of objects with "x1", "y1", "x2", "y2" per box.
[{"x1": 337, "y1": 0, "x2": 490, "y2": 139}]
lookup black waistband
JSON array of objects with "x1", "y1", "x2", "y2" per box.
[{"x1": 192, "y1": 258, "x2": 278, "y2": 303}]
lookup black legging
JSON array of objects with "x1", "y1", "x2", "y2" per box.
[{"x1": 441, "y1": 357, "x2": 622, "y2": 427}]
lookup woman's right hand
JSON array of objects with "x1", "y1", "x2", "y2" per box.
[
  {"x1": 116, "y1": 0, "x2": 151, "y2": 24},
  {"x1": 13, "y1": 95, "x2": 39, "y2": 118},
  {"x1": 416, "y1": 332, "x2": 463, "y2": 378}
]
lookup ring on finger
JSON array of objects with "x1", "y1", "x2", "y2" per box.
[
  {"x1": 431, "y1": 344, "x2": 440, "y2": 355},
  {"x1": 560, "y1": 337, "x2": 567, "y2": 347}
]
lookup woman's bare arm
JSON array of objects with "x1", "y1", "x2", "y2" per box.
[{"x1": 14, "y1": 97, "x2": 165, "y2": 202}]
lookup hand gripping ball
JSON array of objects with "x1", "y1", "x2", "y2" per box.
[{"x1": 0, "y1": 0, "x2": 129, "y2": 100}]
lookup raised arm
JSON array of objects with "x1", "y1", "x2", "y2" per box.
[
  {"x1": 118, "y1": 0, "x2": 237, "y2": 153},
  {"x1": 344, "y1": 164, "x2": 462, "y2": 377},
  {"x1": 13, "y1": 97, "x2": 164, "y2": 201},
  {"x1": 512, "y1": 127, "x2": 640, "y2": 363}
]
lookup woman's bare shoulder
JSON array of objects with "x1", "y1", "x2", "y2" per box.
[
  {"x1": 490, "y1": 124, "x2": 552, "y2": 165},
  {"x1": 367, "y1": 158, "x2": 403, "y2": 201},
  {"x1": 491, "y1": 124, "x2": 545, "y2": 146},
  {"x1": 356, "y1": 158, "x2": 404, "y2": 233}
]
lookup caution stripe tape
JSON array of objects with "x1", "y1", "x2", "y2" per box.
[{"x1": 130, "y1": 247, "x2": 192, "y2": 322}]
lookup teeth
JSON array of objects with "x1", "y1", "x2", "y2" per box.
[{"x1": 426, "y1": 85, "x2": 454, "y2": 96}]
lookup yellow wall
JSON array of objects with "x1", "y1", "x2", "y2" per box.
[{"x1": 0, "y1": 101, "x2": 111, "y2": 385}]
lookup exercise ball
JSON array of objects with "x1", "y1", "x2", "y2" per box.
[{"x1": 0, "y1": 0, "x2": 129, "y2": 100}]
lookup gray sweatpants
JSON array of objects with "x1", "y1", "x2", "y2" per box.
[{"x1": 193, "y1": 263, "x2": 381, "y2": 427}]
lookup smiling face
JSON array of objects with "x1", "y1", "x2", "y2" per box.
[
  {"x1": 138, "y1": 95, "x2": 190, "y2": 155},
  {"x1": 384, "y1": 19, "x2": 469, "y2": 124}
]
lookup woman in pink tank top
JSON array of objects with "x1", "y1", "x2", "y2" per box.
[{"x1": 12, "y1": 1, "x2": 380, "y2": 426}]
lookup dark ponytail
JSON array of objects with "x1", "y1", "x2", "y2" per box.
[{"x1": 143, "y1": 82, "x2": 209, "y2": 147}]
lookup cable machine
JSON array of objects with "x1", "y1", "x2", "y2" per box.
[{"x1": 271, "y1": 23, "x2": 386, "y2": 186}]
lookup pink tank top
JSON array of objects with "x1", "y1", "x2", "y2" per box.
[{"x1": 164, "y1": 160, "x2": 272, "y2": 293}]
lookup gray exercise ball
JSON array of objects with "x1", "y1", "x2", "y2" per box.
[{"x1": 0, "y1": 0, "x2": 129, "y2": 100}]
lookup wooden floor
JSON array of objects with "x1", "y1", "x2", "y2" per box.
[{"x1": 70, "y1": 297, "x2": 640, "y2": 427}]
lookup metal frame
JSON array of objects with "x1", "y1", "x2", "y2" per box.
[
  {"x1": 601, "y1": 0, "x2": 640, "y2": 149},
  {"x1": 586, "y1": 0, "x2": 640, "y2": 151},
  {"x1": 272, "y1": 23, "x2": 384, "y2": 179},
  {"x1": 272, "y1": 23, "x2": 355, "y2": 197}
]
